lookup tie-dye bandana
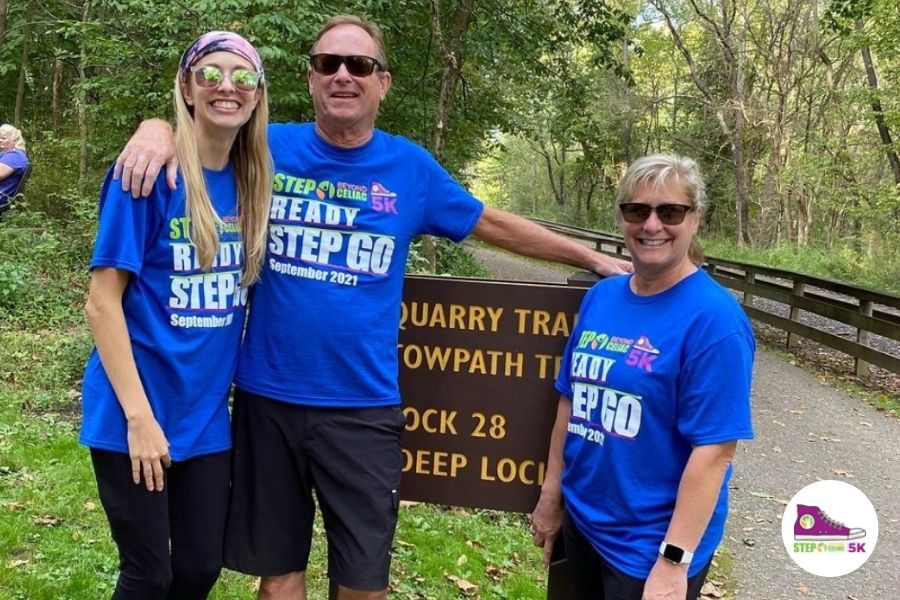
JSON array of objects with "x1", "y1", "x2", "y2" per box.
[{"x1": 179, "y1": 31, "x2": 265, "y2": 85}]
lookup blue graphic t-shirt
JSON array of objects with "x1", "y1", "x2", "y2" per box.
[
  {"x1": 555, "y1": 270, "x2": 755, "y2": 579},
  {"x1": 80, "y1": 166, "x2": 248, "y2": 461},
  {"x1": 234, "y1": 123, "x2": 484, "y2": 407},
  {"x1": 0, "y1": 149, "x2": 29, "y2": 203}
]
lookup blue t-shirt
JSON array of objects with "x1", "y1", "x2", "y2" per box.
[
  {"x1": 80, "y1": 166, "x2": 248, "y2": 461},
  {"x1": 0, "y1": 149, "x2": 29, "y2": 203},
  {"x1": 555, "y1": 269, "x2": 755, "y2": 579},
  {"x1": 234, "y1": 123, "x2": 484, "y2": 407}
]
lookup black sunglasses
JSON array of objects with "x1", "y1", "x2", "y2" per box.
[
  {"x1": 619, "y1": 203, "x2": 694, "y2": 225},
  {"x1": 309, "y1": 53, "x2": 385, "y2": 77}
]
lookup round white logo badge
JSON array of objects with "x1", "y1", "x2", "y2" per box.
[{"x1": 781, "y1": 480, "x2": 878, "y2": 577}]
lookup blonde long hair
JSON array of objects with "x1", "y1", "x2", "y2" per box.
[{"x1": 172, "y1": 63, "x2": 272, "y2": 286}]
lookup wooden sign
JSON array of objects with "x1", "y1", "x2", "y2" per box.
[{"x1": 398, "y1": 275, "x2": 591, "y2": 513}]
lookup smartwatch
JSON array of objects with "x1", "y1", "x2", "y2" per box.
[{"x1": 659, "y1": 541, "x2": 694, "y2": 565}]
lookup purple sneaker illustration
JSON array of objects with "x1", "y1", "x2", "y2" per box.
[{"x1": 794, "y1": 504, "x2": 866, "y2": 541}]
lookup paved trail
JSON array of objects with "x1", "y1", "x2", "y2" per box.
[{"x1": 469, "y1": 244, "x2": 899, "y2": 600}]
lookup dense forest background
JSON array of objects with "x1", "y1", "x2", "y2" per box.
[{"x1": 1, "y1": 0, "x2": 898, "y2": 290}]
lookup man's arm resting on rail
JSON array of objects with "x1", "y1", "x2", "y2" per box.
[{"x1": 472, "y1": 206, "x2": 631, "y2": 277}]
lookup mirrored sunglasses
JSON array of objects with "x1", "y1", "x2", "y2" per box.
[
  {"x1": 309, "y1": 53, "x2": 384, "y2": 77},
  {"x1": 188, "y1": 65, "x2": 261, "y2": 92},
  {"x1": 619, "y1": 203, "x2": 694, "y2": 225}
]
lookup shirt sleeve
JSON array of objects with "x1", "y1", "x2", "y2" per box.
[
  {"x1": 0, "y1": 151, "x2": 27, "y2": 170},
  {"x1": 419, "y1": 152, "x2": 484, "y2": 242},
  {"x1": 89, "y1": 168, "x2": 159, "y2": 276},
  {"x1": 676, "y1": 330, "x2": 755, "y2": 445}
]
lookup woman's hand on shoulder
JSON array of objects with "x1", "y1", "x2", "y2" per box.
[{"x1": 125, "y1": 412, "x2": 171, "y2": 492}]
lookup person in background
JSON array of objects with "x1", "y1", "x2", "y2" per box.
[
  {"x1": 530, "y1": 154, "x2": 755, "y2": 600},
  {"x1": 80, "y1": 31, "x2": 271, "y2": 599},
  {"x1": 112, "y1": 15, "x2": 631, "y2": 600},
  {"x1": 0, "y1": 124, "x2": 31, "y2": 212}
]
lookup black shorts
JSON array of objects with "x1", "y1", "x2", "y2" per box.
[{"x1": 223, "y1": 389, "x2": 405, "y2": 591}]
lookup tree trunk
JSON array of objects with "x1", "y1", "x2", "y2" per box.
[
  {"x1": 52, "y1": 58, "x2": 63, "y2": 132},
  {"x1": 78, "y1": 0, "x2": 92, "y2": 185},
  {"x1": 856, "y1": 20, "x2": 900, "y2": 185},
  {"x1": 0, "y1": 0, "x2": 8, "y2": 45},
  {"x1": 13, "y1": 0, "x2": 36, "y2": 125},
  {"x1": 430, "y1": 0, "x2": 474, "y2": 160},
  {"x1": 425, "y1": 0, "x2": 475, "y2": 273},
  {"x1": 654, "y1": 0, "x2": 753, "y2": 246}
]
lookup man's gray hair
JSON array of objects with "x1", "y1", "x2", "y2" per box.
[{"x1": 311, "y1": 15, "x2": 388, "y2": 70}]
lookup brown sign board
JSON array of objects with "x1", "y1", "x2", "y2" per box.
[{"x1": 398, "y1": 275, "x2": 592, "y2": 513}]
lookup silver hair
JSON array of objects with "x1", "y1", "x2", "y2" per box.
[
  {"x1": 0, "y1": 124, "x2": 26, "y2": 152},
  {"x1": 616, "y1": 154, "x2": 706, "y2": 213}
]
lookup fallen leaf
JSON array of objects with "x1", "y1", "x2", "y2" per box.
[
  {"x1": 858, "y1": 421, "x2": 872, "y2": 428},
  {"x1": 832, "y1": 469, "x2": 854, "y2": 478},
  {"x1": 7, "y1": 558, "x2": 29, "y2": 568},
  {"x1": 33, "y1": 516, "x2": 62, "y2": 527},
  {"x1": 772, "y1": 446, "x2": 782, "y2": 453},
  {"x1": 84, "y1": 501, "x2": 97, "y2": 511},
  {"x1": 700, "y1": 580, "x2": 724, "y2": 598},
  {"x1": 446, "y1": 575, "x2": 478, "y2": 596},
  {"x1": 798, "y1": 585, "x2": 811, "y2": 595},
  {"x1": 3, "y1": 501, "x2": 26, "y2": 511},
  {"x1": 457, "y1": 554, "x2": 468, "y2": 566}
]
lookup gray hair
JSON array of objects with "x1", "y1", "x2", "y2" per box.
[
  {"x1": 311, "y1": 15, "x2": 388, "y2": 70},
  {"x1": 0, "y1": 124, "x2": 26, "y2": 152},
  {"x1": 617, "y1": 154, "x2": 706, "y2": 213}
]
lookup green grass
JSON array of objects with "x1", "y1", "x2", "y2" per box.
[{"x1": 0, "y1": 375, "x2": 547, "y2": 598}]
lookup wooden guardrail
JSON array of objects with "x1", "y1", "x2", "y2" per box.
[{"x1": 530, "y1": 218, "x2": 900, "y2": 377}]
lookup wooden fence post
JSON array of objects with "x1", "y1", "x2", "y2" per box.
[
  {"x1": 787, "y1": 281, "x2": 805, "y2": 349},
  {"x1": 856, "y1": 300, "x2": 873, "y2": 377},
  {"x1": 743, "y1": 270, "x2": 756, "y2": 306}
]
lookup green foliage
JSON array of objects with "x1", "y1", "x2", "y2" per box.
[
  {"x1": 0, "y1": 263, "x2": 30, "y2": 310},
  {"x1": 701, "y1": 235, "x2": 900, "y2": 294},
  {"x1": 407, "y1": 238, "x2": 488, "y2": 278}
]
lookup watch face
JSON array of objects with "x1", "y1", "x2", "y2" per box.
[{"x1": 662, "y1": 544, "x2": 685, "y2": 563}]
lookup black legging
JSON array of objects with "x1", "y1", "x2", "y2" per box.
[
  {"x1": 562, "y1": 511, "x2": 712, "y2": 600},
  {"x1": 90, "y1": 448, "x2": 230, "y2": 600}
]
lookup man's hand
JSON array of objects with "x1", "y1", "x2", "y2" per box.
[
  {"x1": 592, "y1": 253, "x2": 633, "y2": 276},
  {"x1": 642, "y1": 557, "x2": 689, "y2": 600},
  {"x1": 529, "y1": 490, "x2": 564, "y2": 567},
  {"x1": 113, "y1": 119, "x2": 178, "y2": 198}
]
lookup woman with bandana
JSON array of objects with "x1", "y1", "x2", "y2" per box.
[{"x1": 79, "y1": 32, "x2": 271, "y2": 598}]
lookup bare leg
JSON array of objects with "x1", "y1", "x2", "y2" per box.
[
  {"x1": 336, "y1": 585, "x2": 387, "y2": 600},
  {"x1": 258, "y1": 571, "x2": 306, "y2": 600}
]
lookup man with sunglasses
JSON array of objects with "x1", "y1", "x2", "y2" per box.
[{"x1": 113, "y1": 14, "x2": 630, "y2": 600}]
